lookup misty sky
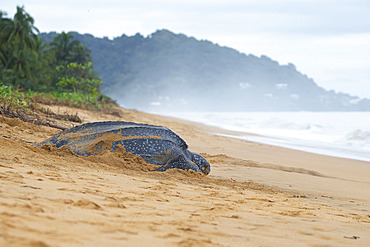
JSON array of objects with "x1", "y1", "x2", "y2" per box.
[{"x1": 1, "y1": 0, "x2": 369, "y2": 98}]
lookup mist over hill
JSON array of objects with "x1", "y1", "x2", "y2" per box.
[{"x1": 42, "y1": 30, "x2": 370, "y2": 111}]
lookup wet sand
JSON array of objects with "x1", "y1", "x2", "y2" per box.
[{"x1": 1, "y1": 105, "x2": 369, "y2": 246}]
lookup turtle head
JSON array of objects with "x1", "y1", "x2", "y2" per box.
[{"x1": 189, "y1": 152, "x2": 211, "y2": 175}]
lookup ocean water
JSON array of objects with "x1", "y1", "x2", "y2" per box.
[{"x1": 154, "y1": 111, "x2": 370, "y2": 162}]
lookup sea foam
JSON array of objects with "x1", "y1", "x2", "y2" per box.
[{"x1": 154, "y1": 111, "x2": 370, "y2": 162}]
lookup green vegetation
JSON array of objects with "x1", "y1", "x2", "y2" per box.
[
  {"x1": 0, "y1": 83, "x2": 84, "y2": 128},
  {"x1": 0, "y1": 83, "x2": 30, "y2": 114},
  {"x1": 0, "y1": 6, "x2": 114, "y2": 114}
]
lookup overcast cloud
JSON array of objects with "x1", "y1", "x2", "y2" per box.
[{"x1": 1, "y1": 0, "x2": 369, "y2": 98}]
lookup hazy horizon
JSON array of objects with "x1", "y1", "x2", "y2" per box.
[{"x1": 1, "y1": 0, "x2": 370, "y2": 99}]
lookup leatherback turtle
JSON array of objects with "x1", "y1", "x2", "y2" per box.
[{"x1": 36, "y1": 121, "x2": 210, "y2": 175}]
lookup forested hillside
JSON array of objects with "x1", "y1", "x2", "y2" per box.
[{"x1": 41, "y1": 30, "x2": 370, "y2": 111}]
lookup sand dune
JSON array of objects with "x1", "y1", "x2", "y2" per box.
[{"x1": 1, "y1": 106, "x2": 369, "y2": 246}]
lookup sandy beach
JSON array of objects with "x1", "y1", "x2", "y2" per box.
[{"x1": 1, "y1": 105, "x2": 369, "y2": 247}]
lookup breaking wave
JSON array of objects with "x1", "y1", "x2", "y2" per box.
[{"x1": 155, "y1": 111, "x2": 370, "y2": 162}]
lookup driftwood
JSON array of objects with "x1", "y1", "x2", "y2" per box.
[
  {"x1": 0, "y1": 107, "x2": 69, "y2": 130},
  {"x1": 38, "y1": 107, "x2": 81, "y2": 123}
]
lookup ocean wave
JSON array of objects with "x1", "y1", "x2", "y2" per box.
[
  {"x1": 345, "y1": 130, "x2": 370, "y2": 149},
  {"x1": 154, "y1": 111, "x2": 370, "y2": 161}
]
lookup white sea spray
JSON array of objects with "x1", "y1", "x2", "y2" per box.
[{"x1": 153, "y1": 111, "x2": 370, "y2": 162}]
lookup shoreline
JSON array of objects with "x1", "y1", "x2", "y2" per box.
[
  {"x1": 1, "y1": 105, "x2": 370, "y2": 246},
  {"x1": 151, "y1": 110, "x2": 370, "y2": 163},
  {"x1": 216, "y1": 132, "x2": 370, "y2": 163}
]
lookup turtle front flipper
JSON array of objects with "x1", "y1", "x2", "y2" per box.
[
  {"x1": 187, "y1": 151, "x2": 211, "y2": 175},
  {"x1": 154, "y1": 154, "x2": 201, "y2": 173},
  {"x1": 113, "y1": 139, "x2": 201, "y2": 173}
]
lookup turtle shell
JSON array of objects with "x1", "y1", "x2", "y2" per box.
[{"x1": 36, "y1": 121, "x2": 210, "y2": 175}]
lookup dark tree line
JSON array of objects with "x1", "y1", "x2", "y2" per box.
[{"x1": 0, "y1": 6, "x2": 101, "y2": 96}]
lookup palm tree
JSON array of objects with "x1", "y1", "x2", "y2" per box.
[
  {"x1": 0, "y1": 6, "x2": 41, "y2": 89},
  {"x1": 0, "y1": 6, "x2": 39, "y2": 70},
  {"x1": 49, "y1": 32, "x2": 93, "y2": 65},
  {"x1": 69, "y1": 42, "x2": 92, "y2": 65},
  {"x1": 0, "y1": 11, "x2": 14, "y2": 68},
  {"x1": 11, "y1": 6, "x2": 39, "y2": 48},
  {"x1": 49, "y1": 32, "x2": 81, "y2": 64}
]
